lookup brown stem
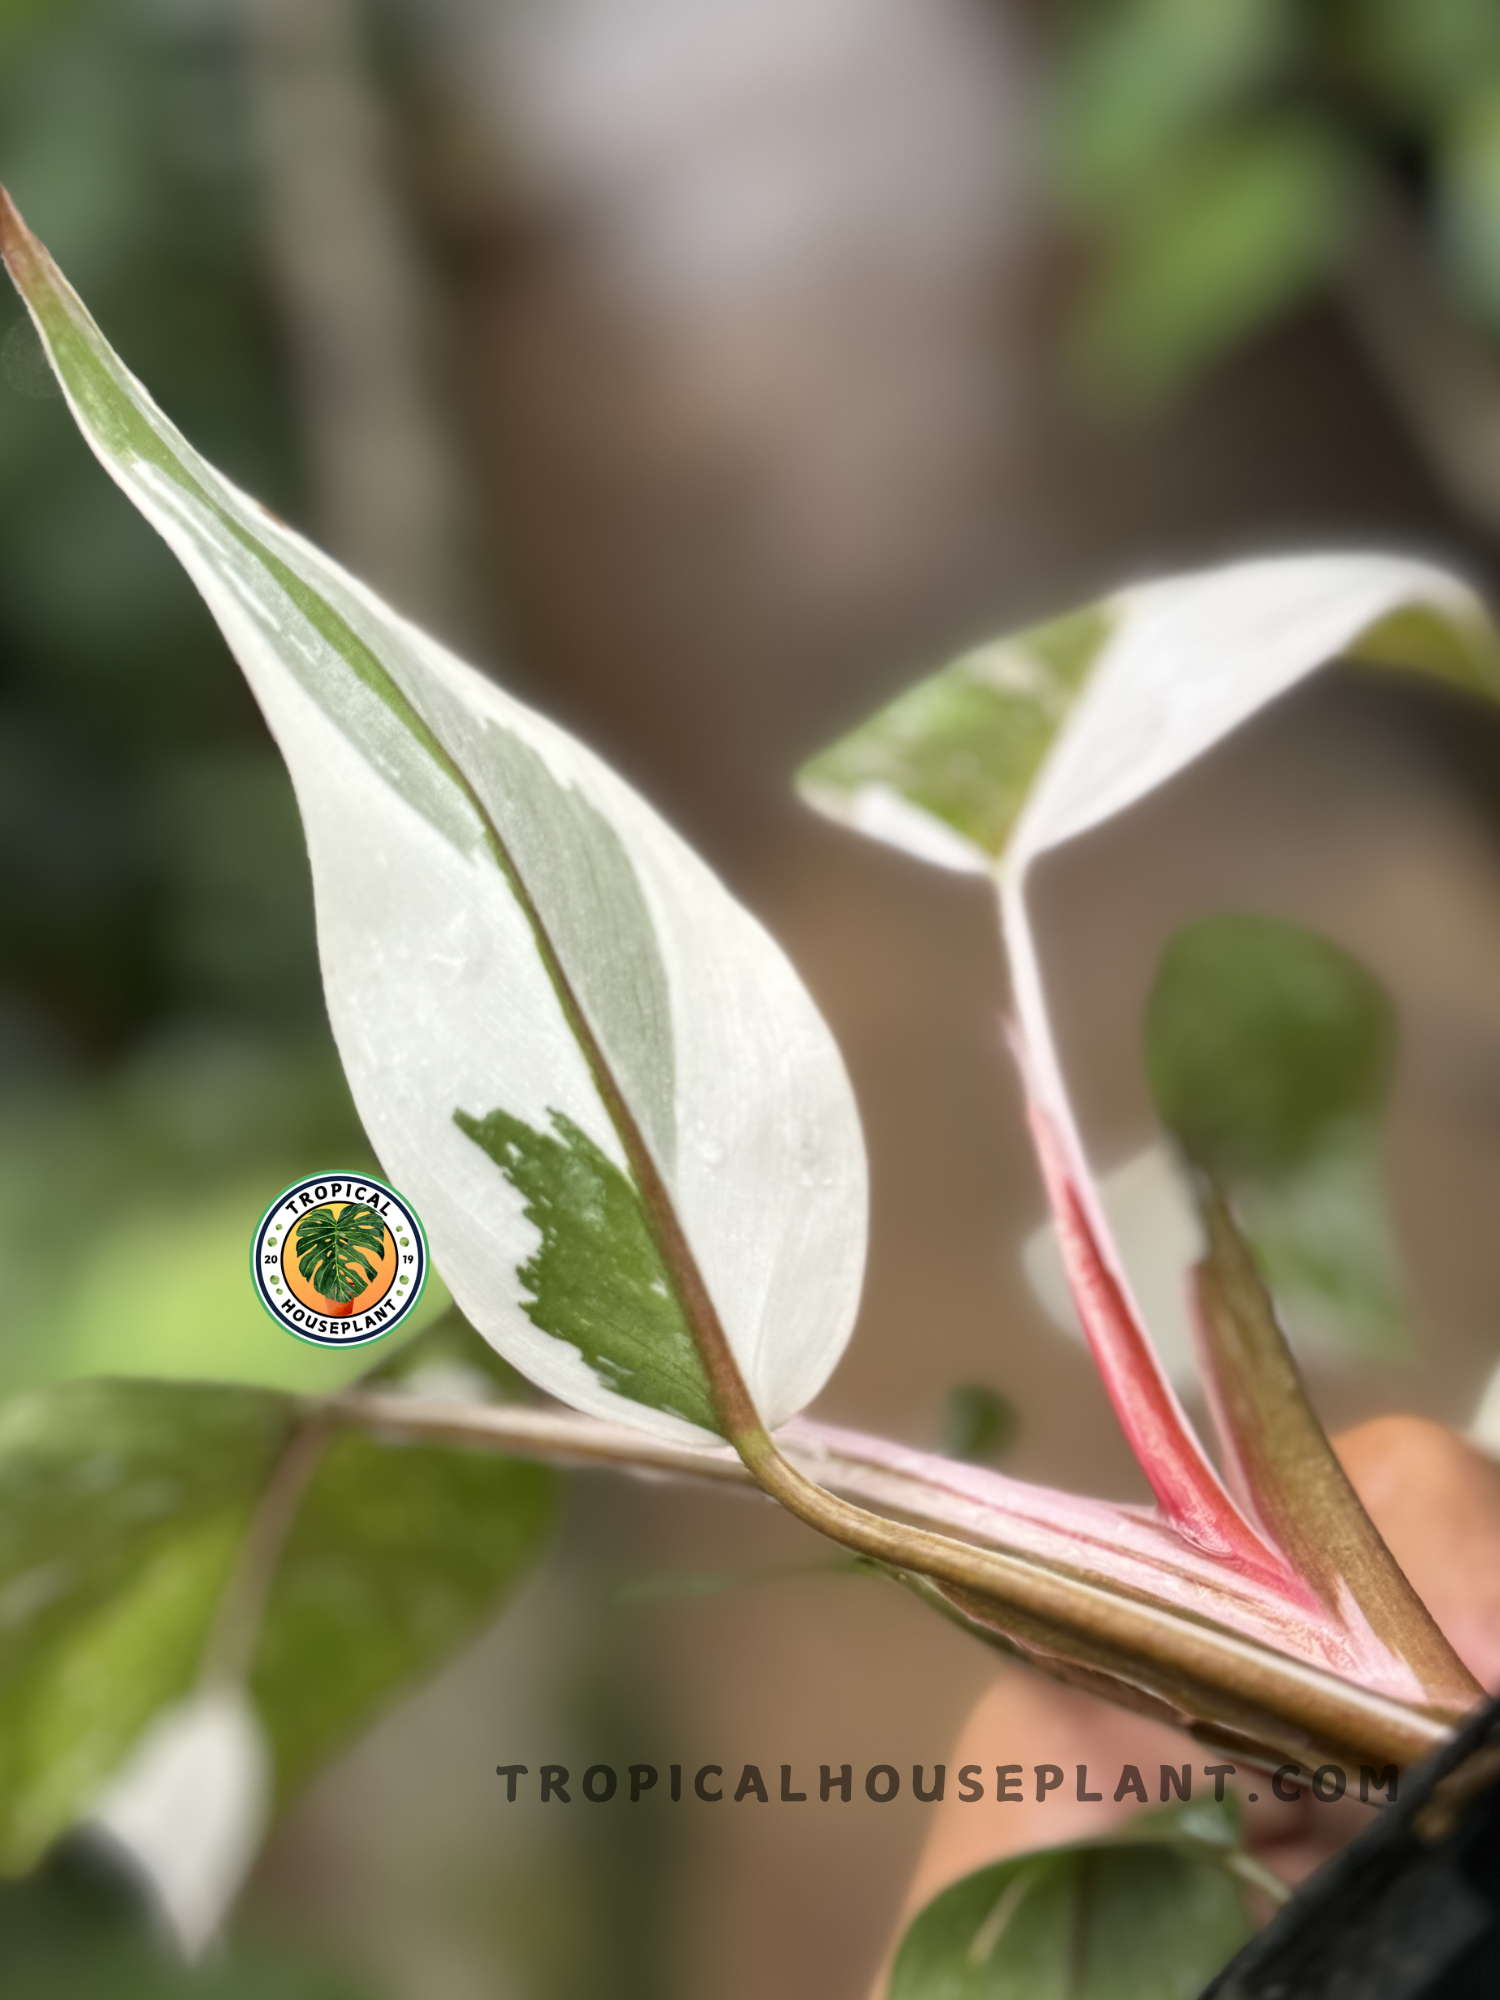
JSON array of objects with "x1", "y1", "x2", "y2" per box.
[
  {"x1": 734, "y1": 1425, "x2": 1456, "y2": 1772},
  {"x1": 197, "y1": 1416, "x2": 333, "y2": 1688},
  {"x1": 1191, "y1": 1177, "x2": 1480, "y2": 1713},
  {"x1": 323, "y1": 1386, "x2": 1461, "y2": 1772}
]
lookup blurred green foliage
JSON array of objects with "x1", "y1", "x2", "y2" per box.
[
  {"x1": 888, "y1": 1798, "x2": 1256, "y2": 1999},
  {"x1": 251, "y1": 1419, "x2": 556, "y2": 1802},
  {"x1": 1049, "y1": 0, "x2": 1500, "y2": 405},
  {"x1": 1145, "y1": 913, "x2": 1394, "y2": 1178},
  {"x1": 1146, "y1": 913, "x2": 1408, "y2": 1359},
  {"x1": 940, "y1": 1383, "x2": 1021, "y2": 1466},
  {"x1": 0, "y1": 0, "x2": 385, "y2": 1396},
  {"x1": 0, "y1": 1839, "x2": 380, "y2": 1997},
  {"x1": 0, "y1": 1373, "x2": 555, "y2": 1869},
  {"x1": 0, "y1": 1380, "x2": 287, "y2": 1873}
]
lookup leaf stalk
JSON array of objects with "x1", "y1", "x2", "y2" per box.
[{"x1": 326, "y1": 1386, "x2": 1462, "y2": 1773}]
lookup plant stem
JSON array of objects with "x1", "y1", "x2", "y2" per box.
[
  {"x1": 632, "y1": 1123, "x2": 1467, "y2": 1772},
  {"x1": 733, "y1": 1424, "x2": 1454, "y2": 1773},
  {"x1": 197, "y1": 1415, "x2": 334, "y2": 1689},
  {"x1": 324, "y1": 1386, "x2": 1460, "y2": 1773},
  {"x1": 1191, "y1": 1177, "x2": 1480, "y2": 1711}
]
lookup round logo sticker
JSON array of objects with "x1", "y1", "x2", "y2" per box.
[{"x1": 251, "y1": 1172, "x2": 428, "y2": 1348}]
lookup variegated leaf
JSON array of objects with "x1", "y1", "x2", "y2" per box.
[
  {"x1": 801, "y1": 554, "x2": 1496, "y2": 1703},
  {"x1": 801, "y1": 557, "x2": 1500, "y2": 1373},
  {"x1": 1, "y1": 192, "x2": 867, "y2": 1445}
]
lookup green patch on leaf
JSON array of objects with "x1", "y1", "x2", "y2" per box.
[
  {"x1": 1348, "y1": 602, "x2": 1500, "y2": 704},
  {"x1": 456, "y1": 1106, "x2": 719, "y2": 1434},
  {"x1": 798, "y1": 606, "x2": 1112, "y2": 862},
  {"x1": 1146, "y1": 913, "x2": 1408, "y2": 1358},
  {"x1": 889, "y1": 1800, "x2": 1255, "y2": 2000},
  {"x1": 251, "y1": 1430, "x2": 555, "y2": 1799}
]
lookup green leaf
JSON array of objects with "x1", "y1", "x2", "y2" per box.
[
  {"x1": 1, "y1": 192, "x2": 867, "y2": 1446},
  {"x1": 798, "y1": 606, "x2": 1111, "y2": 868},
  {"x1": 42, "y1": 1178, "x2": 448, "y2": 1396},
  {"x1": 1145, "y1": 913, "x2": 1405, "y2": 1358},
  {"x1": 0, "y1": 1379, "x2": 554, "y2": 1871},
  {"x1": 888, "y1": 1802, "x2": 1255, "y2": 2000},
  {"x1": 0, "y1": 1382, "x2": 289, "y2": 1872},
  {"x1": 1069, "y1": 118, "x2": 1363, "y2": 410},
  {"x1": 940, "y1": 1385, "x2": 1020, "y2": 1467},
  {"x1": 251, "y1": 1426, "x2": 556, "y2": 1799},
  {"x1": 454, "y1": 1107, "x2": 717, "y2": 1433},
  {"x1": 1146, "y1": 912, "x2": 1392, "y2": 1178}
]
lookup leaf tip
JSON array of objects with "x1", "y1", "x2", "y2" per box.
[
  {"x1": 0, "y1": 182, "x2": 32, "y2": 269},
  {"x1": 0, "y1": 185, "x2": 58, "y2": 311}
]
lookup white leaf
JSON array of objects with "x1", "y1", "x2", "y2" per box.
[{"x1": 86, "y1": 1686, "x2": 270, "y2": 1960}]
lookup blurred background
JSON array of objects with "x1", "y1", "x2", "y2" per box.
[{"x1": 4, "y1": 0, "x2": 1500, "y2": 1995}]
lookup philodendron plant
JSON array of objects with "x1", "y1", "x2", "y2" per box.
[{"x1": 3, "y1": 187, "x2": 1499, "y2": 1991}]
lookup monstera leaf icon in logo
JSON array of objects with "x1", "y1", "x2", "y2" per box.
[
  {"x1": 251, "y1": 1173, "x2": 428, "y2": 1347},
  {"x1": 294, "y1": 1202, "x2": 388, "y2": 1316}
]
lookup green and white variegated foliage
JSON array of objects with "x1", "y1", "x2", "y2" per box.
[
  {"x1": 803, "y1": 556, "x2": 1500, "y2": 1368},
  {"x1": 802, "y1": 555, "x2": 1500, "y2": 1077},
  {"x1": 0, "y1": 194, "x2": 866, "y2": 1447}
]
